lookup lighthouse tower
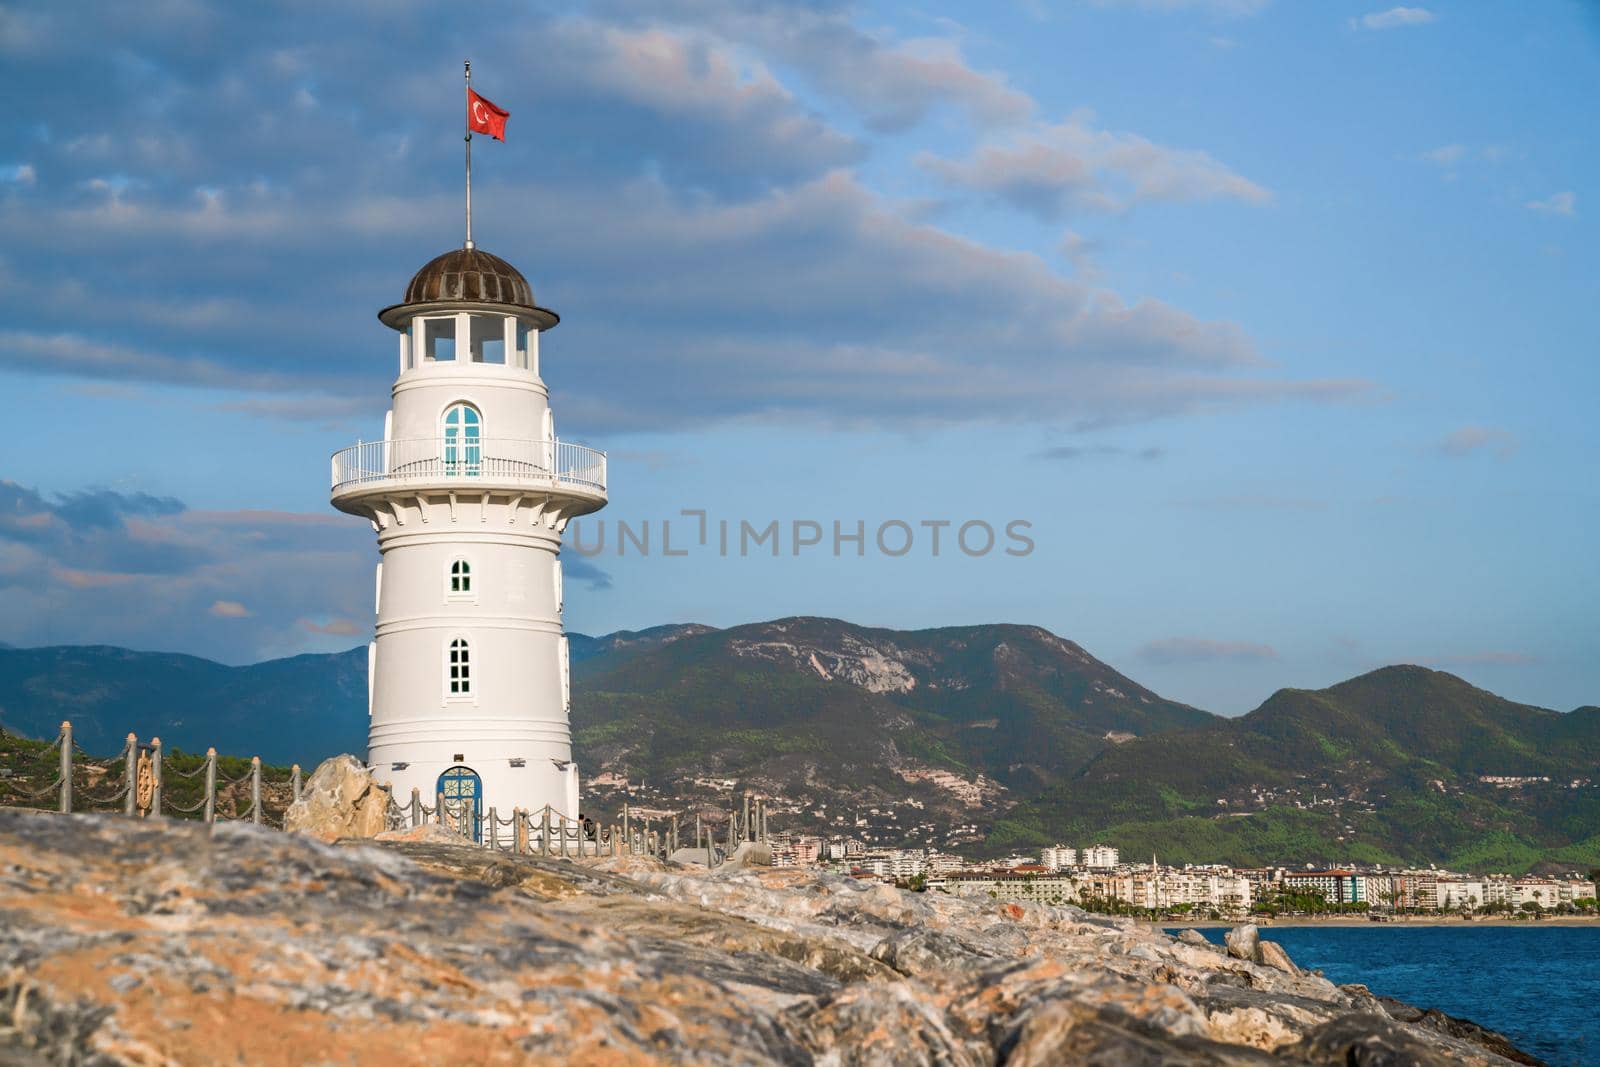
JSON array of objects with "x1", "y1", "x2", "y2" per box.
[{"x1": 329, "y1": 243, "x2": 606, "y2": 835}]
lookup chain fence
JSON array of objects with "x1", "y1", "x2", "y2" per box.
[
  {"x1": 0, "y1": 722, "x2": 301, "y2": 828},
  {"x1": 1, "y1": 721, "x2": 772, "y2": 866}
]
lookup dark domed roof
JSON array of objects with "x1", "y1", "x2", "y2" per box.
[
  {"x1": 378, "y1": 245, "x2": 559, "y2": 330},
  {"x1": 404, "y1": 247, "x2": 534, "y2": 306}
]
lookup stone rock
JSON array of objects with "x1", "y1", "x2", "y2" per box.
[
  {"x1": 668, "y1": 845, "x2": 718, "y2": 867},
  {"x1": 716, "y1": 840, "x2": 774, "y2": 870},
  {"x1": 1257, "y1": 940, "x2": 1299, "y2": 975},
  {"x1": 281, "y1": 754, "x2": 388, "y2": 842},
  {"x1": 373, "y1": 821, "x2": 468, "y2": 845},
  {"x1": 869, "y1": 927, "x2": 997, "y2": 978},
  {"x1": 783, "y1": 982, "x2": 987, "y2": 1067},
  {"x1": 1225, "y1": 923, "x2": 1259, "y2": 961},
  {"x1": 1377, "y1": 998, "x2": 1545, "y2": 1066},
  {"x1": 1282, "y1": 1011, "x2": 1532, "y2": 1067},
  {"x1": 1178, "y1": 928, "x2": 1215, "y2": 948},
  {"x1": 575, "y1": 851, "x2": 670, "y2": 875},
  {"x1": 0, "y1": 811, "x2": 1539, "y2": 1066}
]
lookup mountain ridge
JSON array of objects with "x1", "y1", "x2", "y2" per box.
[{"x1": 1, "y1": 622, "x2": 1594, "y2": 872}]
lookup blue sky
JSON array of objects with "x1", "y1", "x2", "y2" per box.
[{"x1": 0, "y1": 0, "x2": 1594, "y2": 714}]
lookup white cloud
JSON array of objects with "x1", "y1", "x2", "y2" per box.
[
  {"x1": 1418, "y1": 144, "x2": 1464, "y2": 166},
  {"x1": 1, "y1": 163, "x2": 35, "y2": 186},
  {"x1": 919, "y1": 112, "x2": 1270, "y2": 220},
  {"x1": 1525, "y1": 191, "x2": 1576, "y2": 217},
  {"x1": 210, "y1": 599, "x2": 251, "y2": 618},
  {"x1": 594, "y1": 0, "x2": 1033, "y2": 132},
  {"x1": 1352, "y1": 7, "x2": 1436, "y2": 30},
  {"x1": 0, "y1": 0, "x2": 1362, "y2": 438},
  {"x1": 1438, "y1": 425, "x2": 1518, "y2": 460}
]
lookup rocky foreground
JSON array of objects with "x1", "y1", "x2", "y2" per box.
[{"x1": 0, "y1": 811, "x2": 1541, "y2": 1066}]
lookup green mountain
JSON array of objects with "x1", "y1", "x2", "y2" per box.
[
  {"x1": 570, "y1": 617, "x2": 1211, "y2": 845},
  {"x1": 989, "y1": 666, "x2": 1600, "y2": 873},
  {"x1": 1, "y1": 626, "x2": 1594, "y2": 872},
  {"x1": 0, "y1": 644, "x2": 368, "y2": 763}
]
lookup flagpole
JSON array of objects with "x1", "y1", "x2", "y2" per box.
[{"x1": 464, "y1": 59, "x2": 474, "y2": 250}]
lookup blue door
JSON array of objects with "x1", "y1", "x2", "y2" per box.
[{"x1": 438, "y1": 765, "x2": 483, "y2": 842}]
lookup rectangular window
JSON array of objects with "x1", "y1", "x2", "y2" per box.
[
  {"x1": 423, "y1": 317, "x2": 456, "y2": 362},
  {"x1": 449, "y1": 639, "x2": 471, "y2": 696},
  {"x1": 516, "y1": 322, "x2": 534, "y2": 370},
  {"x1": 468, "y1": 315, "x2": 505, "y2": 364},
  {"x1": 559, "y1": 635, "x2": 570, "y2": 711}
]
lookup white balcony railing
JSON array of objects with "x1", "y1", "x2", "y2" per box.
[{"x1": 330, "y1": 438, "x2": 606, "y2": 495}]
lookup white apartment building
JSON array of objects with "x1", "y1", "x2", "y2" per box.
[
  {"x1": 1040, "y1": 845, "x2": 1078, "y2": 870},
  {"x1": 1082, "y1": 845, "x2": 1120, "y2": 869}
]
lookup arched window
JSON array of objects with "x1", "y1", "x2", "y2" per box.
[
  {"x1": 449, "y1": 558, "x2": 471, "y2": 595},
  {"x1": 448, "y1": 637, "x2": 471, "y2": 696},
  {"x1": 442, "y1": 403, "x2": 481, "y2": 474}
]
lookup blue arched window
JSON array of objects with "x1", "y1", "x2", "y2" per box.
[
  {"x1": 442, "y1": 403, "x2": 481, "y2": 474},
  {"x1": 438, "y1": 765, "x2": 482, "y2": 843}
]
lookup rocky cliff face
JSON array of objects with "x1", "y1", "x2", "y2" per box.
[{"x1": 0, "y1": 811, "x2": 1538, "y2": 1066}]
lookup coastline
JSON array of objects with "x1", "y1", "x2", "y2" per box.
[{"x1": 1156, "y1": 916, "x2": 1600, "y2": 929}]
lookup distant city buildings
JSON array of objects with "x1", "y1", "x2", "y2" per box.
[{"x1": 775, "y1": 834, "x2": 1598, "y2": 919}]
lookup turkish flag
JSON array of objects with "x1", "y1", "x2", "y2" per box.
[{"x1": 468, "y1": 89, "x2": 508, "y2": 141}]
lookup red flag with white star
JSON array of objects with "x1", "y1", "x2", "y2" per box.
[{"x1": 467, "y1": 89, "x2": 508, "y2": 141}]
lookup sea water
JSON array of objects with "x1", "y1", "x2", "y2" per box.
[{"x1": 1180, "y1": 926, "x2": 1598, "y2": 1066}]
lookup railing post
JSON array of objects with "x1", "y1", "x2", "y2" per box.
[
  {"x1": 541, "y1": 807, "x2": 551, "y2": 856},
  {"x1": 488, "y1": 806, "x2": 498, "y2": 850},
  {"x1": 203, "y1": 748, "x2": 217, "y2": 824},
  {"x1": 410, "y1": 787, "x2": 421, "y2": 827},
  {"x1": 622, "y1": 802, "x2": 630, "y2": 851},
  {"x1": 58, "y1": 721, "x2": 72, "y2": 814},
  {"x1": 436, "y1": 790, "x2": 446, "y2": 826},
  {"x1": 150, "y1": 737, "x2": 163, "y2": 818},
  {"x1": 250, "y1": 756, "x2": 262, "y2": 825},
  {"x1": 514, "y1": 807, "x2": 527, "y2": 854},
  {"x1": 123, "y1": 734, "x2": 138, "y2": 817},
  {"x1": 291, "y1": 764, "x2": 302, "y2": 803}
]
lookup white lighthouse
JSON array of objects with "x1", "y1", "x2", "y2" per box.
[{"x1": 329, "y1": 242, "x2": 606, "y2": 837}]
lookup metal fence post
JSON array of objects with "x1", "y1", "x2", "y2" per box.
[
  {"x1": 250, "y1": 756, "x2": 262, "y2": 825},
  {"x1": 123, "y1": 734, "x2": 138, "y2": 817},
  {"x1": 58, "y1": 721, "x2": 72, "y2": 814},
  {"x1": 150, "y1": 737, "x2": 163, "y2": 818},
  {"x1": 291, "y1": 764, "x2": 302, "y2": 803},
  {"x1": 203, "y1": 748, "x2": 217, "y2": 824}
]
